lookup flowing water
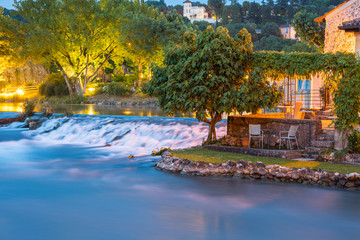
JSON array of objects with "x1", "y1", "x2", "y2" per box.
[{"x1": 0, "y1": 111, "x2": 360, "y2": 240}]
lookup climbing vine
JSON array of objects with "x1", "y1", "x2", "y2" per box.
[{"x1": 250, "y1": 51, "x2": 359, "y2": 131}]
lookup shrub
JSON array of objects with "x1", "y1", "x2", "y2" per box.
[
  {"x1": 39, "y1": 73, "x2": 69, "y2": 97},
  {"x1": 152, "y1": 147, "x2": 171, "y2": 156},
  {"x1": 102, "y1": 82, "x2": 130, "y2": 96},
  {"x1": 347, "y1": 131, "x2": 360, "y2": 153},
  {"x1": 112, "y1": 74, "x2": 135, "y2": 87},
  {"x1": 22, "y1": 99, "x2": 36, "y2": 118}
]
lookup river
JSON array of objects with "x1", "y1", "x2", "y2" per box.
[{"x1": 0, "y1": 108, "x2": 359, "y2": 240}]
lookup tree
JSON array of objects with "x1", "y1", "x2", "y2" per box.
[
  {"x1": 208, "y1": 0, "x2": 224, "y2": 25},
  {"x1": 193, "y1": 20, "x2": 211, "y2": 31},
  {"x1": 148, "y1": 26, "x2": 281, "y2": 143},
  {"x1": 292, "y1": 11, "x2": 325, "y2": 49},
  {"x1": 253, "y1": 35, "x2": 317, "y2": 52},
  {"x1": 223, "y1": 23, "x2": 258, "y2": 41},
  {"x1": 119, "y1": 8, "x2": 193, "y2": 86},
  {"x1": 118, "y1": 2, "x2": 163, "y2": 87},
  {"x1": 262, "y1": 22, "x2": 282, "y2": 37},
  {"x1": 0, "y1": 0, "x2": 123, "y2": 96}
]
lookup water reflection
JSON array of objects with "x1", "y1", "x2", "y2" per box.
[
  {"x1": 0, "y1": 102, "x2": 196, "y2": 118},
  {"x1": 0, "y1": 102, "x2": 23, "y2": 112}
]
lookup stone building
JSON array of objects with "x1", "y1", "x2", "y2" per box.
[
  {"x1": 315, "y1": 0, "x2": 360, "y2": 54},
  {"x1": 183, "y1": 1, "x2": 215, "y2": 24}
]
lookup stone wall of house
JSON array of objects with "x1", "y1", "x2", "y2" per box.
[
  {"x1": 324, "y1": 0, "x2": 360, "y2": 53},
  {"x1": 227, "y1": 116, "x2": 322, "y2": 148}
]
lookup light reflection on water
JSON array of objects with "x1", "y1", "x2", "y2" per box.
[
  {"x1": 0, "y1": 102, "x2": 196, "y2": 118},
  {"x1": 0, "y1": 102, "x2": 23, "y2": 112}
]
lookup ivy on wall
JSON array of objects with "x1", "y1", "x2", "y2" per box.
[{"x1": 250, "y1": 51, "x2": 359, "y2": 131}]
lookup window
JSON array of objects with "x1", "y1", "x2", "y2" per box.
[
  {"x1": 285, "y1": 34, "x2": 287, "y2": 38},
  {"x1": 297, "y1": 80, "x2": 311, "y2": 91},
  {"x1": 286, "y1": 29, "x2": 289, "y2": 33}
]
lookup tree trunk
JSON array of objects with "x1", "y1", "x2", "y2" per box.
[
  {"x1": 204, "y1": 111, "x2": 223, "y2": 144},
  {"x1": 56, "y1": 62, "x2": 73, "y2": 97},
  {"x1": 75, "y1": 78, "x2": 83, "y2": 96},
  {"x1": 137, "y1": 58, "x2": 142, "y2": 87}
]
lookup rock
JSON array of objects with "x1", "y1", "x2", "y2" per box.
[
  {"x1": 256, "y1": 162, "x2": 266, "y2": 168},
  {"x1": 291, "y1": 172, "x2": 300, "y2": 180},
  {"x1": 258, "y1": 168, "x2": 267, "y2": 176},
  {"x1": 339, "y1": 177, "x2": 347, "y2": 186},
  {"x1": 227, "y1": 161, "x2": 236, "y2": 167},
  {"x1": 345, "y1": 181, "x2": 355, "y2": 188}
]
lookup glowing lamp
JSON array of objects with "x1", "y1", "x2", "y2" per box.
[{"x1": 16, "y1": 89, "x2": 24, "y2": 95}]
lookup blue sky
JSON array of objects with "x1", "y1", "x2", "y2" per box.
[
  {"x1": 0, "y1": 0, "x2": 14, "y2": 9},
  {"x1": 1, "y1": 0, "x2": 261, "y2": 10}
]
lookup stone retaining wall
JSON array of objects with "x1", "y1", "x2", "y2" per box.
[
  {"x1": 227, "y1": 116, "x2": 322, "y2": 148},
  {"x1": 155, "y1": 152, "x2": 360, "y2": 190}
]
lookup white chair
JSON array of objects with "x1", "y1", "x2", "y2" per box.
[
  {"x1": 279, "y1": 125, "x2": 299, "y2": 149},
  {"x1": 249, "y1": 124, "x2": 263, "y2": 148}
]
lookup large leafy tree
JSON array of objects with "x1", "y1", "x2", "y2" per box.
[
  {"x1": 0, "y1": 0, "x2": 124, "y2": 96},
  {"x1": 292, "y1": 11, "x2": 325, "y2": 49},
  {"x1": 148, "y1": 26, "x2": 282, "y2": 143}
]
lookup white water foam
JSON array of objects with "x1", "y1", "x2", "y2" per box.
[{"x1": 22, "y1": 116, "x2": 227, "y2": 156}]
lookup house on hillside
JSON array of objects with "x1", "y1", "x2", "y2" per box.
[
  {"x1": 279, "y1": 24, "x2": 297, "y2": 39},
  {"x1": 183, "y1": 1, "x2": 216, "y2": 24},
  {"x1": 315, "y1": 0, "x2": 360, "y2": 54}
]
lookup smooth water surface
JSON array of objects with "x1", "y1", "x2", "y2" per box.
[
  {"x1": 0, "y1": 102, "x2": 195, "y2": 117},
  {"x1": 0, "y1": 113, "x2": 359, "y2": 240}
]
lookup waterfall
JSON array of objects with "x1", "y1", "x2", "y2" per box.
[{"x1": 12, "y1": 115, "x2": 227, "y2": 156}]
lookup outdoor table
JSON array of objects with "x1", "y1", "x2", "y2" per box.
[{"x1": 262, "y1": 129, "x2": 277, "y2": 149}]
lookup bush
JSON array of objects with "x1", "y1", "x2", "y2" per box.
[
  {"x1": 22, "y1": 99, "x2": 36, "y2": 118},
  {"x1": 112, "y1": 74, "x2": 135, "y2": 87},
  {"x1": 39, "y1": 73, "x2": 69, "y2": 97},
  {"x1": 347, "y1": 131, "x2": 360, "y2": 153},
  {"x1": 102, "y1": 82, "x2": 130, "y2": 96}
]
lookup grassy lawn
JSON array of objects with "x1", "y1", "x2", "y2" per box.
[{"x1": 172, "y1": 148, "x2": 360, "y2": 174}]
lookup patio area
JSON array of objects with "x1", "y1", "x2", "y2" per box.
[{"x1": 219, "y1": 112, "x2": 335, "y2": 159}]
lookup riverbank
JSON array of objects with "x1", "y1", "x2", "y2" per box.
[
  {"x1": 155, "y1": 149, "x2": 360, "y2": 190},
  {"x1": 37, "y1": 94, "x2": 158, "y2": 106}
]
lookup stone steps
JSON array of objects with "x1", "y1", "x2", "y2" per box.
[
  {"x1": 317, "y1": 133, "x2": 334, "y2": 141},
  {"x1": 311, "y1": 140, "x2": 334, "y2": 148},
  {"x1": 284, "y1": 150, "x2": 305, "y2": 159},
  {"x1": 322, "y1": 129, "x2": 335, "y2": 135}
]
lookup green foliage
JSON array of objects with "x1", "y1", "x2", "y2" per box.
[
  {"x1": 254, "y1": 36, "x2": 317, "y2": 52},
  {"x1": 102, "y1": 82, "x2": 130, "y2": 96},
  {"x1": 261, "y1": 22, "x2": 282, "y2": 38},
  {"x1": 333, "y1": 66, "x2": 360, "y2": 130},
  {"x1": 112, "y1": 74, "x2": 135, "y2": 87},
  {"x1": 208, "y1": 0, "x2": 224, "y2": 23},
  {"x1": 193, "y1": 20, "x2": 211, "y2": 31},
  {"x1": 347, "y1": 131, "x2": 360, "y2": 154},
  {"x1": 39, "y1": 73, "x2": 69, "y2": 97},
  {"x1": 292, "y1": 11, "x2": 325, "y2": 49},
  {"x1": 223, "y1": 23, "x2": 258, "y2": 41},
  {"x1": 152, "y1": 147, "x2": 171, "y2": 156},
  {"x1": 148, "y1": 26, "x2": 282, "y2": 143},
  {"x1": 22, "y1": 99, "x2": 36, "y2": 118}
]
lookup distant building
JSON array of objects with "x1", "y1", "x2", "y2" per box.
[
  {"x1": 279, "y1": 25, "x2": 297, "y2": 39},
  {"x1": 315, "y1": 0, "x2": 360, "y2": 54},
  {"x1": 183, "y1": 1, "x2": 216, "y2": 24}
]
